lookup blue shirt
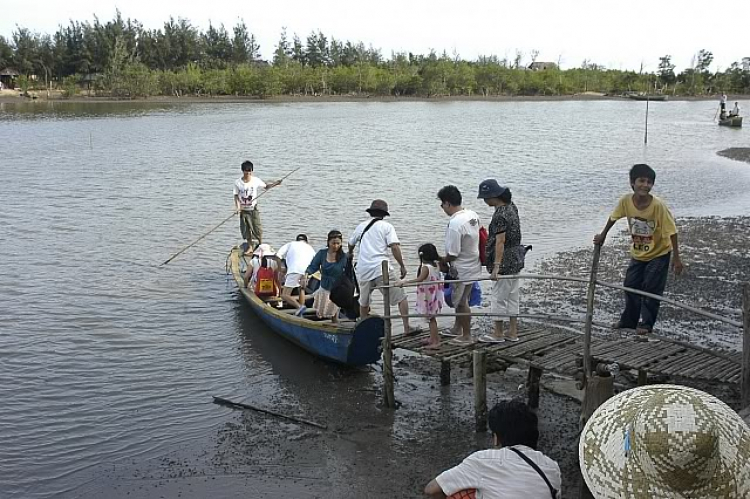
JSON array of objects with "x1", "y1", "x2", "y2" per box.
[{"x1": 305, "y1": 249, "x2": 348, "y2": 291}]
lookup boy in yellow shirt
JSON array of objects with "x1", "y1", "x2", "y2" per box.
[{"x1": 594, "y1": 164, "x2": 684, "y2": 335}]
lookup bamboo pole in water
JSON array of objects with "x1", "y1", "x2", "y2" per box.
[
  {"x1": 473, "y1": 350, "x2": 487, "y2": 432},
  {"x1": 381, "y1": 261, "x2": 396, "y2": 409}
]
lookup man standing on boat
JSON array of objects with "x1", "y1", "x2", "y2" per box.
[
  {"x1": 233, "y1": 160, "x2": 281, "y2": 254},
  {"x1": 348, "y1": 199, "x2": 416, "y2": 334},
  {"x1": 720, "y1": 93, "x2": 728, "y2": 119}
]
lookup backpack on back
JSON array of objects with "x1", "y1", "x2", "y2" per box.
[
  {"x1": 478, "y1": 226, "x2": 489, "y2": 265},
  {"x1": 254, "y1": 256, "x2": 278, "y2": 298}
]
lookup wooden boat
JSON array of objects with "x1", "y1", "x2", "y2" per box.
[
  {"x1": 627, "y1": 94, "x2": 668, "y2": 102},
  {"x1": 719, "y1": 116, "x2": 743, "y2": 128},
  {"x1": 229, "y1": 246, "x2": 384, "y2": 366}
]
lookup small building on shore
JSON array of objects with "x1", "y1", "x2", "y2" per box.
[
  {"x1": 0, "y1": 68, "x2": 20, "y2": 89},
  {"x1": 528, "y1": 62, "x2": 558, "y2": 71}
]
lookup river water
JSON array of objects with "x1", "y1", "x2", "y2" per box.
[{"x1": 1, "y1": 99, "x2": 749, "y2": 498}]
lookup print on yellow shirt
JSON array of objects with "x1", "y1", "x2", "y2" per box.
[{"x1": 610, "y1": 195, "x2": 677, "y2": 261}]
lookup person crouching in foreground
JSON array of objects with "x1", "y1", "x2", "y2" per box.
[{"x1": 425, "y1": 399, "x2": 561, "y2": 498}]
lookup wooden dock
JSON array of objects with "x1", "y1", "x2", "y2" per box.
[{"x1": 391, "y1": 325, "x2": 742, "y2": 385}]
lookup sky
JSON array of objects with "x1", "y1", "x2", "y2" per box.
[{"x1": 1, "y1": 0, "x2": 748, "y2": 72}]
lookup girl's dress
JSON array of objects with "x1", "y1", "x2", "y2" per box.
[{"x1": 416, "y1": 265, "x2": 444, "y2": 317}]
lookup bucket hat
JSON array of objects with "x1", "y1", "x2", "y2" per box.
[
  {"x1": 579, "y1": 384, "x2": 750, "y2": 499},
  {"x1": 477, "y1": 179, "x2": 507, "y2": 199},
  {"x1": 366, "y1": 199, "x2": 390, "y2": 217},
  {"x1": 252, "y1": 243, "x2": 276, "y2": 257}
]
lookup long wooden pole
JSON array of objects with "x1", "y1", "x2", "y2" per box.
[
  {"x1": 212, "y1": 396, "x2": 327, "y2": 429},
  {"x1": 160, "y1": 166, "x2": 302, "y2": 266},
  {"x1": 742, "y1": 283, "x2": 750, "y2": 408},
  {"x1": 381, "y1": 260, "x2": 396, "y2": 408},
  {"x1": 644, "y1": 93, "x2": 650, "y2": 144}
]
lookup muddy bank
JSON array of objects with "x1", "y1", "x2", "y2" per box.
[
  {"x1": 525, "y1": 216, "x2": 750, "y2": 352},
  {"x1": 86, "y1": 357, "x2": 582, "y2": 499},
  {"x1": 718, "y1": 148, "x2": 750, "y2": 165}
]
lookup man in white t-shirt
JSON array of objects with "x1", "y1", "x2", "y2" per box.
[
  {"x1": 425, "y1": 399, "x2": 561, "y2": 499},
  {"x1": 275, "y1": 234, "x2": 317, "y2": 315},
  {"x1": 348, "y1": 199, "x2": 415, "y2": 334},
  {"x1": 439, "y1": 185, "x2": 482, "y2": 344},
  {"x1": 233, "y1": 160, "x2": 281, "y2": 254}
]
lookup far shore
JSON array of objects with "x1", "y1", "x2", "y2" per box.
[{"x1": 2, "y1": 89, "x2": 746, "y2": 105}]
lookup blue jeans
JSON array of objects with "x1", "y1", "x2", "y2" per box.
[{"x1": 619, "y1": 253, "x2": 670, "y2": 330}]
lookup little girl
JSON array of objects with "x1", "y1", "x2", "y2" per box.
[{"x1": 399, "y1": 243, "x2": 444, "y2": 350}]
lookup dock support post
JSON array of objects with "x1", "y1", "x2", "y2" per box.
[
  {"x1": 440, "y1": 360, "x2": 451, "y2": 386},
  {"x1": 473, "y1": 350, "x2": 487, "y2": 432},
  {"x1": 638, "y1": 369, "x2": 648, "y2": 386},
  {"x1": 742, "y1": 283, "x2": 750, "y2": 409},
  {"x1": 381, "y1": 261, "x2": 396, "y2": 409},
  {"x1": 527, "y1": 365, "x2": 543, "y2": 410},
  {"x1": 579, "y1": 244, "x2": 603, "y2": 499}
]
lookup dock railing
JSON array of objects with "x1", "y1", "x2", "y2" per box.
[{"x1": 376, "y1": 251, "x2": 750, "y2": 411}]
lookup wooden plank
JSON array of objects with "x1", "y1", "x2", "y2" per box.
[
  {"x1": 743, "y1": 283, "x2": 750, "y2": 408},
  {"x1": 527, "y1": 365, "x2": 544, "y2": 409}
]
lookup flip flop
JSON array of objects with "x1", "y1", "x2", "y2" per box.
[
  {"x1": 404, "y1": 327, "x2": 423, "y2": 337},
  {"x1": 506, "y1": 336, "x2": 520, "y2": 342},
  {"x1": 450, "y1": 337, "x2": 475, "y2": 345},
  {"x1": 424, "y1": 343, "x2": 441, "y2": 351},
  {"x1": 478, "y1": 334, "x2": 505, "y2": 344},
  {"x1": 440, "y1": 329, "x2": 461, "y2": 338}
]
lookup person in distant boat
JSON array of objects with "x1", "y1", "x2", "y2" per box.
[
  {"x1": 593, "y1": 163, "x2": 684, "y2": 336},
  {"x1": 719, "y1": 93, "x2": 728, "y2": 119},
  {"x1": 729, "y1": 102, "x2": 741, "y2": 117},
  {"x1": 301, "y1": 230, "x2": 348, "y2": 323},
  {"x1": 233, "y1": 160, "x2": 282, "y2": 255},
  {"x1": 348, "y1": 199, "x2": 416, "y2": 334},
  {"x1": 439, "y1": 185, "x2": 482, "y2": 345},
  {"x1": 276, "y1": 234, "x2": 317, "y2": 315},
  {"x1": 476, "y1": 180, "x2": 528, "y2": 344},
  {"x1": 424, "y1": 399, "x2": 561, "y2": 499}
]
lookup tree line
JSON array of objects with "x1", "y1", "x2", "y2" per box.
[{"x1": 2, "y1": 11, "x2": 749, "y2": 98}]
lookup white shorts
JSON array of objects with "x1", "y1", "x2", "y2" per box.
[
  {"x1": 284, "y1": 273, "x2": 303, "y2": 288},
  {"x1": 358, "y1": 273, "x2": 407, "y2": 307},
  {"x1": 450, "y1": 281, "x2": 474, "y2": 308},
  {"x1": 491, "y1": 277, "x2": 520, "y2": 317}
]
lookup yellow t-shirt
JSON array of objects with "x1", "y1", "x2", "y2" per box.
[{"x1": 610, "y1": 194, "x2": 677, "y2": 261}]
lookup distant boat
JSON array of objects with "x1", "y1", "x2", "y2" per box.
[
  {"x1": 718, "y1": 116, "x2": 743, "y2": 128},
  {"x1": 627, "y1": 94, "x2": 668, "y2": 102}
]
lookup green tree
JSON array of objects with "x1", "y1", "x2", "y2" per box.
[{"x1": 657, "y1": 55, "x2": 676, "y2": 91}]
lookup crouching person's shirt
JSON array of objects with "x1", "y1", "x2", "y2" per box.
[{"x1": 436, "y1": 445, "x2": 561, "y2": 498}]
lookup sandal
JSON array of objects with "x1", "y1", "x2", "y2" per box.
[
  {"x1": 478, "y1": 334, "x2": 505, "y2": 344},
  {"x1": 404, "y1": 327, "x2": 423, "y2": 337},
  {"x1": 450, "y1": 336, "x2": 475, "y2": 345},
  {"x1": 424, "y1": 342, "x2": 441, "y2": 351}
]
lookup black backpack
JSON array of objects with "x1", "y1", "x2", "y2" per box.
[{"x1": 329, "y1": 218, "x2": 381, "y2": 319}]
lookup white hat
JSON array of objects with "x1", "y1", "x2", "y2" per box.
[
  {"x1": 580, "y1": 384, "x2": 750, "y2": 498},
  {"x1": 252, "y1": 243, "x2": 275, "y2": 257}
]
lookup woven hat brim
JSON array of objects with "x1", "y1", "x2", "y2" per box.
[{"x1": 579, "y1": 384, "x2": 750, "y2": 499}]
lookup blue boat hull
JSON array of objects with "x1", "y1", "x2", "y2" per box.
[{"x1": 230, "y1": 248, "x2": 384, "y2": 366}]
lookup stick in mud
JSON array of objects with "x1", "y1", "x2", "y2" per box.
[{"x1": 212, "y1": 396, "x2": 328, "y2": 430}]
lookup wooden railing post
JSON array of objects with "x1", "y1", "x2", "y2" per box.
[
  {"x1": 381, "y1": 261, "x2": 396, "y2": 409},
  {"x1": 583, "y1": 245, "x2": 602, "y2": 382},
  {"x1": 742, "y1": 283, "x2": 750, "y2": 409},
  {"x1": 579, "y1": 244, "x2": 604, "y2": 499}
]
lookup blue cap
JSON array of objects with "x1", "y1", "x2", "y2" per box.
[{"x1": 477, "y1": 179, "x2": 507, "y2": 199}]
